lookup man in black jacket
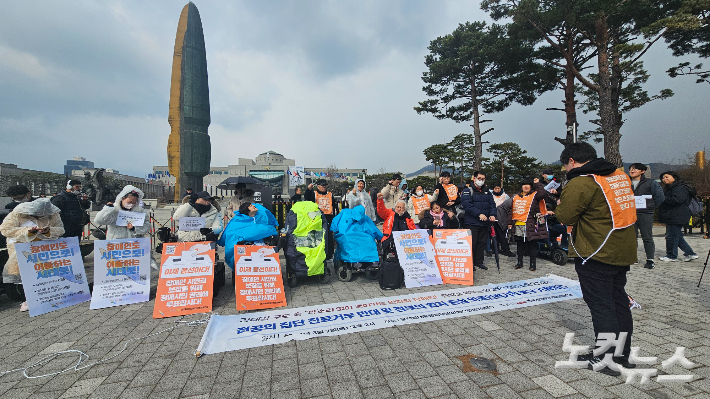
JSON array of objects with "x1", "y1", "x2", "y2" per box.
[
  {"x1": 51, "y1": 179, "x2": 90, "y2": 239},
  {"x1": 460, "y1": 171, "x2": 497, "y2": 270},
  {"x1": 628, "y1": 163, "x2": 665, "y2": 269}
]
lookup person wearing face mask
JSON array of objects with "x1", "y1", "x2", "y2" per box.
[
  {"x1": 406, "y1": 185, "x2": 439, "y2": 225},
  {"x1": 376, "y1": 193, "x2": 416, "y2": 251},
  {"x1": 460, "y1": 171, "x2": 497, "y2": 270},
  {"x1": 174, "y1": 191, "x2": 224, "y2": 242},
  {"x1": 94, "y1": 185, "x2": 150, "y2": 240},
  {"x1": 346, "y1": 179, "x2": 376, "y2": 221},
  {"x1": 51, "y1": 180, "x2": 90, "y2": 239},
  {"x1": 5, "y1": 185, "x2": 33, "y2": 210},
  {"x1": 1, "y1": 198, "x2": 64, "y2": 311}
]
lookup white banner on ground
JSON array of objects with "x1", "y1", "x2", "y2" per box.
[
  {"x1": 90, "y1": 238, "x2": 151, "y2": 309},
  {"x1": 196, "y1": 274, "x2": 582, "y2": 355},
  {"x1": 15, "y1": 237, "x2": 91, "y2": 317},
  {"x1": 289, "y1": 166, "x2": 304, "y2": 186},
  {"x1": 392, "y1": 230, "x2": 443, "y2": 288}
]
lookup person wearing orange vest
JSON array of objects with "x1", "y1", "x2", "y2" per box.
[
  {"x1": 555, "y1": 143, "x2": 638, "y2": 376},
  {"x1": 433, "y1": 171, "x2": 460, "y2": 211},
  {"x1": 306, "y1": 179, "x2": 338, "y2": 260},
  {"x1": 507, "y1": 179, "x2": 549, "y2": 271},
  {"x1": 406, "y1": 185, "x2": 439, "y2": 225},
  {"x1": 376, "y1": 193, "x2": 416, "y2": 253}
]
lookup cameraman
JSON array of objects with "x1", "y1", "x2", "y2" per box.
[{"x1": 51, "y1": 179, "x2": 90, "y2": 239}]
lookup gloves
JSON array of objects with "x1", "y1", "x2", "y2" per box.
[{"x1": 200, "y1": 228, "x2": 212, "y2": 235}]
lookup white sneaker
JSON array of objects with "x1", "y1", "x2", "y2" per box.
[
  {"x1": 683, "y1": 254, "x2": 699, "y2": 262},
  {"x1": 658, "y1": 256, "x2": 678, "y2": 262},
  {"x1": 20, "y1": 302, "x2": 28, "y2": 312}
]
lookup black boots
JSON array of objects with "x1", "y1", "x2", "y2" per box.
[
  {"x1": 529, "y1": 257, "x2": 536, "y2": 271},
  {"x1": 515, "y1": 253, "x2": 524, "y2": 269}
]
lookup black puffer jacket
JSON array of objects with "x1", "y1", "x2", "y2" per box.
[
  {"x1": 658, "y1": 181, "x2": 691, "y2": 225},
  {"x1": 51, "y1": 191, "x2": 89, "y2": 231},
  {"x1": 460, "y1": 185, "x2": 497, "y2": 227}
]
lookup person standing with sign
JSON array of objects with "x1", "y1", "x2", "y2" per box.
[
  {"x1": 433, "y1": 171, "x2": 460, "y2": 211},
  {"x1": 507, "y1": 180, "x2": 548, "y2": 271},
  {"x1": 94, "y1": 186, "x2": 150, "y2": 240},
  {"x1": 305, "y1": 179, "x2": 338, "y2": 260},
  {"x1": 0, "y1": 198, "x2": 64, "y2": 311},
  {"x1": 174, "y1": 191, "x2": 223, "y2": 242},
  {"x1": 407, "y1": 185, "x2": 439, "y2": 225},
  {"x1": 627, "y1": 163, "x2": 664, "y2": 268},
  {"x1": 555, "y1": 143, "x2": 637, "y2": 376}
]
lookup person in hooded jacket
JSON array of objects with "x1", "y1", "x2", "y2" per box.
[
  {"x1": 418, "y1": 202, "x2": 458, "y2": 230},
  {"x1": 95, "y1": 185, "x2": 150, "y2": 240},
  {"x1": 51, "y1": 179, "x2": 90, "y2": 239},
  {"x1": 225, "y1": 183, "x2": 255, "y2": 221},
  {"x1": 507, "y1": 179, "x2": 549, "y2": 271},
  {"x1": 657, "y1": 171, "x2": 698, "y2": 262},
  {"x1": 407, "y1": 185, "x2": 439, "y2": 225},
  {"x1": 5, "y1": 185, "x2": 33, "y2": 211},
  {"x1": 0, "y1": 198, "x2": 64, "y2": 311},
  {"x1": 346, "y1": 179, "x2": 376, "y2": 221},
  {"x1": 460, "y1": 171, "x2": 496, "y2": 270},
  {"x1": 174, "y1": 191, "x2": 224, "y2": 242},
  {"x1": 376, "y1": 193, "x2": 416, "y2": 253}
]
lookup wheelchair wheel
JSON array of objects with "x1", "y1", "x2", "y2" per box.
[
  {"x1": 318, "y1": 273, "x2": 329, "y2": 284},
  {"x1": 337, "y1": 263, "x2": 353, "y2": 282},
  {"x1": 552, "y1": 248, "x2": 568, "y2": 265}
]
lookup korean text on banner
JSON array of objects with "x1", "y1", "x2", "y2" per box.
[
  {"x1": 431, "y1": 229, "x2": 474, "y2": 285},
  {"x1": 90, "y1": 238, "x2": 151, "y2": 309},
  {"x1": 234, "y1": 246, "x2": 287, "y2": 311},
  {"x1": 153, "y1": 242, "x2": 215, "y2": 318},
  {"x1": 179, "y1": 217, "x2": 206, "y2": 232},
  {"x1": 392, "y1": 230, "x2": 443, "y2": 288},
  {"x1": 196, "y1": 275, "x2": 582, "y2": 354},
  {"x1": 289, "y1": 166, "x2": 304, "y2": 186},
  {"x1": 15, "y1": 237, "x2": 91, "y2": 317},
  {"x1": 116, "y1": 210, "x2": 145, "y2": 227}
]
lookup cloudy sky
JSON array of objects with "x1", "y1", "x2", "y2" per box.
[{"x1": 0, "y1": 0, "x2": 707, "y2": 178}]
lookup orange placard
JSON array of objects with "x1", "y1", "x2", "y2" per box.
[
  {"x1": 153, "y1": 241, "x2": 215, "y2": 318},
  {"x1": 431, "y1": 229, "x2": 474, "y2": 286},
  {"x1": 234, "y1": 245, "x2": 287, "y2": 311}
]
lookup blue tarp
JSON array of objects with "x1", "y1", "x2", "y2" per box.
[
  {"x1": 218, "y1": 204, "x2": 278, "y2": 269},
  {"x1": 331, "y1": 206, "x2": 383, "y2": 263}
]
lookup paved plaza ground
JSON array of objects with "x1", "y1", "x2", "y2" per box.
[{"x1": 0, "y1": 225, "x2": 708, "y2": 399}]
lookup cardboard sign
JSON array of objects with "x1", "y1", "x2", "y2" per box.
[
  {"x1": 234, "y1": 245, "x2": 287, "y2": 311},
  {"x1": 15, "y1": 237, "x2": 91, "y2": 317},
  {"x1": 392, "y1": 230, "x2": 443, "y2": 288},
  {"x1": 90, "y1": 238, "x2": 151, "y2": 309},
  {"x1": 153, "y1": 242, "x2": 215, "y2": 318},
  {"x1": 179, "y1": 217, "x2": 206, "y2": 231},
  {"x1": 116, "y1": 210, "x2": 146, "y2": 227},
  {"x1": 431, "y1": 229, "x2": 474, "y2": 286}
]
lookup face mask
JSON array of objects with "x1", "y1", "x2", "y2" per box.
[
  {"x1": 416, "y1": 190, "x2": 423, "y2": 196},
  {"x1": 475, "y1": 180, "x2": 484, "y2": 187},
  {"x1": 72, "y1": 190, "x2": 82, "y2": 195},
  {"x1": 123, "y1": 203, "x2": 135, "y2": 210}
]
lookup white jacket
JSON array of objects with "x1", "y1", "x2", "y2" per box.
[
  {"x1": 346, "y1": 179, "x2": 376, "y2": 221},
  {"x1": 173, "y1": 202, "x2": 223, "y2": 242},
  {"x1": 406, "y1": 191, "x2": 439, "y2": 224},
  {"x1": 94, "y1": 185, "x2": 150, "y2": 240},
  {"x1": 380, "y1": 184, "x2": 406, "y2": 210}
]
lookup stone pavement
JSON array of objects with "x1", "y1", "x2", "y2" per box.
[{"x1": 0, "y1": 226, "x2": 708, "y2": 399}]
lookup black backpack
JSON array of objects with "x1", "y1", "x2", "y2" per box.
[
  {"x1": 379, "y1": 242, "x2": 403, "y2": 290},
  {"x1": 681, "y1": 183, "x2": 703, "y2": 217}
]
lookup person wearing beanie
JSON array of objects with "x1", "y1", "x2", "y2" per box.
[
  {"x1": 380, "y1": 174, "x2": 406, "y2": 210},
  {"x1": 173, "y1": 191, "x2": 224, "y2": 243},
  {"x1": 50, "y1": 179, "x2": 90, "y2": 239}
]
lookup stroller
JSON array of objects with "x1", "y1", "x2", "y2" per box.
[
  {"x1": 284, "y1": 201, "x2": 331, "y2": 287},
  {"x1": 331, "y1": 206, "x2": 383, "y2": 282}
]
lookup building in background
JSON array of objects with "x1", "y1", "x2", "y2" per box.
[
  {"x1": 152, "y1": 151, "x2": 366, "y2": 198},
  {"x1": 63, "y1": 156, "x2": 94, "y2": 176}
]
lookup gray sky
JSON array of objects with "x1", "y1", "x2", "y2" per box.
[{"x1": 1, "y1": 1, "x2": 707, "y2": 178}]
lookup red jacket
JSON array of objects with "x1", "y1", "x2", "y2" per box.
[{"x1": 377, "y1": 199, "x2": 416, "y2": 242}]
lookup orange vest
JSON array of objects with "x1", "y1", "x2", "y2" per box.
[
  {"x1": 411, "y1": 195, "x2": 430, "y2": 216},
  {"x1": 512, "y1": 193, "x2": 535, "y2": 222},
  {"x1": 442, "y1": 184, "x2": 458, "y2": 201},
  {"x1": 315, "y1": 192, "x2": 333, "y2": 215}
]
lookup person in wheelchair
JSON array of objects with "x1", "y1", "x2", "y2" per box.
[
  {"x1": 331, "y1": 205, "x2": 383, "y2": 281},
  {"x1": 376, "y1": 193, "x2": 416, "y2": 255},
  {"x1": 218, "y1": 202, "x2": 279, "y2": 270}
]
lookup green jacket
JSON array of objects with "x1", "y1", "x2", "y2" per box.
[{"x1": 555, "y1": 159, "x2": 637, "y2": 266}]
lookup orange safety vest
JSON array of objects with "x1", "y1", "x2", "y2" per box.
[
  {"x1": 512, "y1": 193, "x2": 535, "y2": 222},
  {"x1": 442, "y1": 184, "x2": 458, "y2": 201},
  {"x1": 411, "y1": 195, "x2": 430, "y2": 216},
  {"x1": 314, "y1": 192, "x2": 333, "y2": 215},
  {"x1": 570, "y1": 170, "x2": 637, "y2": 263}
]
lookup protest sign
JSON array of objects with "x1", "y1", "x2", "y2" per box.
[
  {"x1": 234, "y1": 246, "x2": 287, "y2": 311},
  {"x1": 15, "y1": 237, "x2": 91, "y2": 317},
  {"x1": 392, "y1": 230, "x2": 443, "y2": 288},
  {"x1": 90, "y1": 238, "x2": 151, "y2": 309},
  {"x1": 196, "y1": 274, "x2": 582, "y2": 354},
  {"x1": 289, "y1": 166, "x2": 304, "y2": 186},
  {"x1": 544, "y1": 180, "x2": 561, "y2": 192},
  {"x1": 115, "y1": 210, "x2": 146, "y2": 227},
  {"x1": 153, "y1": 241, "x2": 215, "y2": 318},
  {"x1": 431, "y1": 229, "x2": 474, "y2": 285},
  {"x1": 179, "y1": 217, "x2": 206, "y2": 231}
]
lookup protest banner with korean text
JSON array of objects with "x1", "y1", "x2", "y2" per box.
[
  {"x1": 431, "y1": 229, "x2": 474, "y2": 286},
  {"x1": 392, "y1": 230, "x2": 443, "y2": 288},
  {"x1": 153, "y1": 242, "x2": 215, "y2": 318},
  {"x1": 234, "y1": 246, "x2": 287, "y2": 311},
  {"x1": 90, "y1": 238, "x2": 151, "y2": 309},
  {"x1": 15, "y1": 237, "x2": 91, "y2": 317}
]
